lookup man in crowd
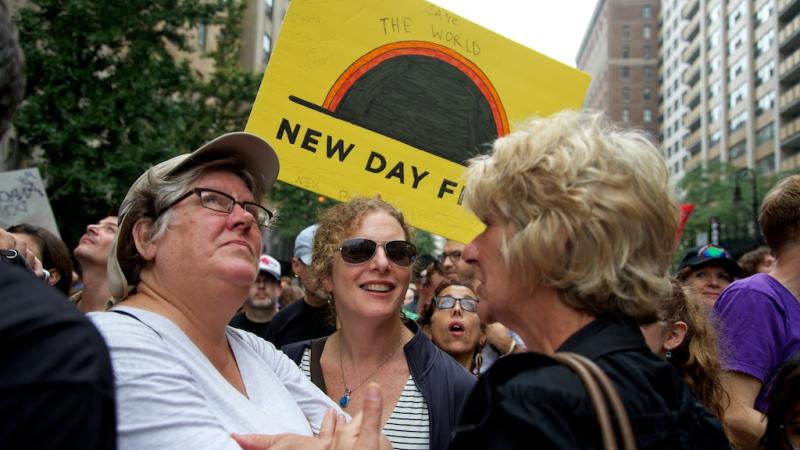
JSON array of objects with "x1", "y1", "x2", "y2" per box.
[
  {"x1": 0, "y1": 1, "x2": 116, "y2": 446},
  {"x1": 265, "y1": 224, "x2": 335, "y2": 348},
  {"x1": 440, "y1": 239, "x2": 475, "y2": 281},
  {"x1": 70, "y1": 215, "x2": 118, "y2": 312},
  {"x1": 230, "y1": 254, "x2": 282, "y2": 340},
  {"x1": 715, "y1": 175, "x2": 800, "y2": 449}
]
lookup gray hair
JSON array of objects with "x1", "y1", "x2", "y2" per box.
[{"x1": 115, "y1": 157, "x2": 260, "y2": 293}]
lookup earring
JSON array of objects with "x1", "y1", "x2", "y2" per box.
[
  {"x1": 665, "y1": 350, "x2": 672, "y2": 360},
  {"x1": 472, "y1": 345, "x2": 484, "y2": 375}
]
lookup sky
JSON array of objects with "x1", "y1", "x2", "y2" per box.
[{"x1": 428, "y1": 0, "x2": 599, "y2": 68}]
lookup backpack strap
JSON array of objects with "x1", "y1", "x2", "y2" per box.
[{"x1": 309, "y1": 336, "x2": 328, "y2": 393}]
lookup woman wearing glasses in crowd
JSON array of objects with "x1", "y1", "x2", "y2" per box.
[
  {"x1": 88, "y1": 134, "x2": 344, "y2": 449},
  {"x1": 282, "y1": 197, "x2": 475, "y2": 450},
  {"x1": 421, "y1": 280, "x2": 486, "y2": 375},
  {"x1": 677, "y1": 244, "x2": 741, "y2": 307}
]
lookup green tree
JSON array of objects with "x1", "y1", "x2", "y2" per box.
[
  {"x1": 675, "y1": 161, "x2": 797, "y2": 266},
  {"x1": 14, "y1": 0, "x2": 253, "y2": 246}
]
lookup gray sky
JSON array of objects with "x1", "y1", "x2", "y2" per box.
[{"x1": 428, "y1": 0, "x2": 598, "y2": 68}]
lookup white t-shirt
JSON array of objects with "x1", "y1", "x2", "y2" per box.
[{"x1": 90, "y1": 306, "x2": 342, "y2": 450}]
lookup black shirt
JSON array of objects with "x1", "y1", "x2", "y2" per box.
[
  {"x1": 264, "y1": 298, "x2": 334, "y2": 348},
  {"x1": 0, "y1": 264, "x2": 116, "y2": 449},
  {"x1": 229, "y1": 312, "x2": 271, "y2": 340},
  {"x1": 450, "y1": 314, "x2": 730, "y2": 450}
]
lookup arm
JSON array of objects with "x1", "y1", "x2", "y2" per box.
[
  {"x1": 720, "y1": 371, "x2": 766, "y2": 450},
  {"x1": 485, "y1": 323, "x2": 523, "y2": 355}
]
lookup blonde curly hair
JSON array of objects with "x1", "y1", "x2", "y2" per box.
[{"x1": 463, "y1": 110, "x2": 678, "y2": 322}]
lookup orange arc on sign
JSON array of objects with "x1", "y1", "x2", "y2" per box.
[{"x1": 322, "y1": 40, "x2": 509, "y2": 137}]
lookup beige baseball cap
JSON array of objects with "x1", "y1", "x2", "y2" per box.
[{"x1": 107, "y1": 132, "x2": 279, "y2": 301}]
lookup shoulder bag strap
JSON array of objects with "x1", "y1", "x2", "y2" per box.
[{"x1": 309, "y1": 337, "x2": 328, "y2": 393}]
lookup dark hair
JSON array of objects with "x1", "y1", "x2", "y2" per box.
[
  {"x1": 7, "y1": 223, "x2": 74, "y2": 295},
  {"x1": 737, "y1": 246, "x2": 774, "y2": 278},
  {"x1": 762, "y1": 354, "x2": 800, "y2": 450},
  {"x1": 418, "y1": 279, "x2": 475, "y2": 326},
  {"x1": 0, "y1": 0, "x2": 24, "y2": 138}
]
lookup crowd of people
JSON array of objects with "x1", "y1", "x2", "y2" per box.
[{"x1": 2, "y1": 1, "x2": 800, "y2": 449}]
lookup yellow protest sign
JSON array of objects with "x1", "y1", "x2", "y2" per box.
[{"x1": 246, "y1": 0, "x2": 589, "y2": 243}]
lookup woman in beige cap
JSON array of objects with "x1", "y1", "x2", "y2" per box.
[{"x1": 89, "y1": 133, "x2": 344, "y2": 450}]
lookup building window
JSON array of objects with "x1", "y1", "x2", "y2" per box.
[
  {"x1": 728, "y1": 56, "x2": 747, "y2": 82},
  {"x1": 622, "y1": 66, "x2": 630, "y2": 79},
  {"x1": 729, "y1": 140, "x2": 747, "y2": 160},
  {"x1": 643, "y1": 67, "x2": 652, "y2": 80},
  {"x1": 756, "y1": 60, "x2": 776, "y2": 86},
  {"x1": 756, "y1": 1, "x2": 774, "y2": 26},
  {"x1": 643, "y1": 5, "x2": 652, "y2": 18},
  {"x1": 643, "y1": 108, "x2": 653, "y2": 123},
  {"x1": 756, "y1": 123, "x2": 775, "y2": 146},
  {"x1": 262, "y1": 33, "x2": 272, "y2": 65},
  {"x1": 623, "y1": 25, "x2": 631, "y2": 40},
  {"x1": 622, "y1": 46, "x2": 630, "y2": 58},
  {"x1": 729, "y1": 83, "x2": 747, "y2": 108},
  {"x1": 643, "y1": 87, "x2": 652, "y2": 101},
  {"x1": 709, "y1": 80, "x2": 721, "y2": 99},
  {"x1": 709, "y1": 105, "x2": 721, "y2": 123},
  {"x1": 643, "y1": 25, "x2": 652, "y2": 39},
  {"x1": 728, "y1": 1, "x2": 745, "y2": 28},
  {"x1": 709, "y1": 130, "x2": 722, "y2": 147},
  {"x1": 757, "y1": 155, "x2": 775, "y2": 173},
  {"x1": 756, "y1": 90, "x2": 776, "y2": 116},
  {"x1": 198, "y1": 23, "x2": 207, "y2": 51},
  {"x1": 708, "y1": 31, "x2": 720, "y2": 50},
  {"x1": 708, "y1": 56, "x2": 721, "y2": 74},
  {"x1": 728, "y1": 28, "x2": 747, "y2": 55},
  {"x1": 622, "y1": 108, "x2": 630, "y2": 122},
  {"x1": 755, "y1": 30, "x2": 775, "y2": 57},
  {"x1": 622, "y1": 87, "x2": 630, "y2": 102},
  {"x1": 729, "y1": 111, "x2": 748, "y2": 133},
  {"x1": 264, "y1": 0, "x2": 273, "y2": 17},
  {"x1": 707, "y1": 4, "x2": 721, "y2": 24},
  {"x1": 643, "y1": 46, "x2": 653, "y2": 59}
]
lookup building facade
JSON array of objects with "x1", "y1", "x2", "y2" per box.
[{"x1": 577, "y1": 0, "x2": 662, "y2": 139}]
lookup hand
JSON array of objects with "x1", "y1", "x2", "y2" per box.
[
  {"x1": 0, "y1": 228, "x2": 46, "y2": 279},
  {"x1": 485, "y1": 322, "x2": 514, "y2": 353},
  {"x1": 232, "y1": 384, "x2": 390, "y2": 450}
]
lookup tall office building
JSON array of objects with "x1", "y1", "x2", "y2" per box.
[
  {"x1": 676, "y1": 0, "x2": 782, "y2": 181},
  {"x1": 660, "y1": 0, "x2": 690, "y2": 180},
  {"x1": 577, "y1": 0, "x2": 662, "y2": 139}
]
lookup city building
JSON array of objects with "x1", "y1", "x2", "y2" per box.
[
  {"x1": 577, "y1": 0, "x2": 662, "y2": 139},
  {"x1": 676, "y1": 0, "x2": 782, "y2": 182},
  {"x1": 660, "y1": 0, "x2": 690, "y2": 180}
]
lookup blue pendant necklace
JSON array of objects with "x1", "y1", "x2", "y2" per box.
[{"x1": 338, "y1": 334, "x2": 403, "y2": 408}]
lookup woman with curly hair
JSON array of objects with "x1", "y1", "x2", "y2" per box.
[{"x1": 641, "y1": 278, "x2": 729, "y2": 422}]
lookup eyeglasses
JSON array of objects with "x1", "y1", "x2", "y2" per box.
[
  {"x1": 435, "y1": 295, "x2": 479, "y2": 312},
  {"x1": 157, "y1": 188, "x2": 273, "y2": 228},
  {"x1": 338, "y1": 238, "x2": 417, "y2": 266},
  {"x1": 439, "y1": 251, "x2": 462, "y2": 263},
  {"x1": 781, "y1": 421, "x2": 800, "y2": 450},
  {"x1": 697, "y1": 245, "x2": 731, "y2": 259}
]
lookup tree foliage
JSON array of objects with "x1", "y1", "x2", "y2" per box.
[
  {"x1": 14, "y1": 0, "x2": 255, "y2": 246},
  {"x1": 675, "y1": 161, "x2": 797, "y2": 265}
]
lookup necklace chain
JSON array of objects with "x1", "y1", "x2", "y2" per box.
[{"x1": 337, "y1": 334, "x2": 403, "y2": 408}]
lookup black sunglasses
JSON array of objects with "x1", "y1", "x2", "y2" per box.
[{"x1": 338, "y1": 238, "x2": 417, "y2": 266}]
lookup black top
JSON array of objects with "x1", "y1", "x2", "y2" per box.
[
  {"x1": 283, "y1": 320, "x2": 476, "y2": 450},
  {"x1": 0, "y1": 265, "x2": 116, "y2": 449},
  {"x1": 449, "y1": 314, "x2": 731, "y2": 450},
  {"x1": 229, "y1": 312, "x2": 271, "y2": 341},
  {"x1": 264, "y1": 298, "x2": 334, "y2": 347}
]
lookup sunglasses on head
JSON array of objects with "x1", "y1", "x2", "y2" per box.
[
  {"x1": 698, "y1": 245, "x2": 731, "y2": 259},
  {"x1": 435, "y1": 295, "x2": 479, "y2": 312},
  {"x1": 338, "y1": 238, "x2": 417, "y2": 266}
]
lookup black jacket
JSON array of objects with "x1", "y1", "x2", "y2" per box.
[
  {"x1": 283, "y1": 320, "x2": 475, "y2": 450},
  {"x1": 449, "y1": 314, "x2": 730, "y2": 450}
]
